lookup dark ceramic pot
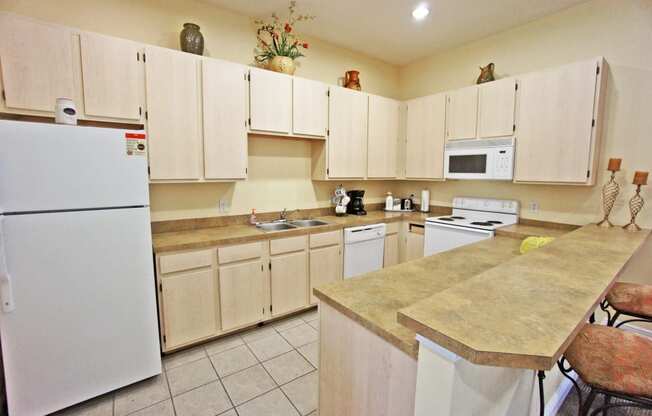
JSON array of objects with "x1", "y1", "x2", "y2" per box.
[{"x1": 180, "y1": 23, "x2": 204, "y2": 55}]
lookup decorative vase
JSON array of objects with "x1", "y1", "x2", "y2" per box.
[
  {"x1": 476, "y1": 63, "x2": 495, "y2": 84},
  {"x1": 180, "y1": 23, "x2": 204, "y2": 55},
  {"x1": 268, "y1": 56, "x2": 296, "y2": 75},
  {"x1": 344, "y1": 70, "x2": 361, "y2": 90}
]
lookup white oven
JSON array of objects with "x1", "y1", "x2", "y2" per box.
[{"x1": 444, "y1": 138, "x2": 515, "y2": 180}]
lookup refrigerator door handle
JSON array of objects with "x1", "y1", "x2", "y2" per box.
[{"x1": 0, "y1": 217, "x2": 15, "y2": 312}]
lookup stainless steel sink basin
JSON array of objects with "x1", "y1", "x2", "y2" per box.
[
  {"x1": 289, "y1": 219, "x2": 330, "y2": 227},
  {"x1": 256, "y1": 222, "x2": 298, "y2": 231}
]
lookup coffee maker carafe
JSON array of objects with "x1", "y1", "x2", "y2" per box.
[{"x1": 346, "y1": 190, "x2": 366, "y2": 215}]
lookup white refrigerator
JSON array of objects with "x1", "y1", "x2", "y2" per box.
[{"x1": 0, "y1": 120, "x2": 161, "y2": 415}]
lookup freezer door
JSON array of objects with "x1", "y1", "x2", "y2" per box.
[
  {"x1": 0, "y1": 208, "x2": 161, "y2": 416},
  {"x1": 0, "y1": 120, "x2": 149, "y2": 213}
]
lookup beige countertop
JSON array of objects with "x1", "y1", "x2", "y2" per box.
[
  {"x1": 152, "y1": 211, "x2": 431, "y2": 253},
  {"x1": 397, "y1": 225, "x2": 650, "y2": 370},
  {"x1": 313, "y1": 236, "x2": 524, "y2": 358}
]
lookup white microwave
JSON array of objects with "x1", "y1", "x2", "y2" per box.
[{"x1": 444, "y1": 138, "x2": 515, "y2": 180}]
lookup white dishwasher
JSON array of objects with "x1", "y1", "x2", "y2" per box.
[{"x1": 343, "y1": 223, "x2": 386, "y2": 279}]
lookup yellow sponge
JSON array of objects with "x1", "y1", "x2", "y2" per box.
[{"x1": 520, "y1": 236, "x2": 555, "y2": 254}]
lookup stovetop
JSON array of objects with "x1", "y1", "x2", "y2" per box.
[{"x1": 426, "y1": 209, "x2": 518, "y2": 232}]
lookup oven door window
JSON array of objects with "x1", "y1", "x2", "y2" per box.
[{"x1": 448, "y1": 154, "x2": 487, "y2": 174}]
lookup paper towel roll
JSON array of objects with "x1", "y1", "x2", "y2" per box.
[{"x1": 420, "y1": 189, "x2": 430, "y2": 212}]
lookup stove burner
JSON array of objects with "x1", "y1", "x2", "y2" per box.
[
  {"x1": 437, "y1": 217, "x2": 455, "y2": 221},
  {"x1": 450, "y1": 216, "x2": 466, "y2": 219},
  {"x1": 487, "y1": 220, "x2": 503, "y2": 224},
  {"x1": 470, "y1": 221, "x2": 494, "y2": 226}
]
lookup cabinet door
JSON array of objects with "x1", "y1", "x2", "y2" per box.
[
  {"x1": 0, "y1": 14, "x2": 74, "y2": 113},
  {"x1": 293, "y1": 77, "x2": 328, "y2": 136},
  {"x1": 328, "y1": 87, "x2": 368, "y2": 178},
  {"x1": 161, "y1": 269, "x2": 219, "y2": 349},
  {"x1": 368, "y1": 95, "x2": 399, "y2": 178},
  {"x1": 145, "y1": 46, "x2": 202, "y2": 180},
  {"x1": 80, "y1": 32, "x2": 143, "y2": 120},
  {"x1": 219, "y1": 260, "x2": 265, "y2": 331},
  {"x1": 477, "y1": 78, "x2": 516, "y2": 138},
  {"x1": 405, "y1": 93, "x2": 446, "y2": 179},
  {"x1": 446, "y1": 86, "x2": 478, "y2": 140},
  {"x1": 309, "y1": 245, "x2": 342, "y2": 304},
  {"x1": 249, "y1": 68, "x2": 292, "y2": 133},
  {"x1": 271, "y1": 251, "x2": 309, "y2": 316},
  {"x1": 514, "y1": 59, "x2": 599, "y2": 183},
  {"x1": 405, "y1": 225, "x2": 425, "y2": 261},
  {"x1": 203, "y1": 59, "x2": 248, "y2": 179},
  {"x1": 383, "y1": 234, "x2": 399, "y2": 267}
]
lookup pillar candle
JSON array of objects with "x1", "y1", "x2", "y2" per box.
[
  {"x1": 633, "y1": 171, "x2": 648, "y2": 185},
  {"x1": 607, "y1": 158, "x2": 622, "y2": 171}
]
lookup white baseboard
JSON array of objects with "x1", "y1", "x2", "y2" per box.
[{"x1": 546, "y1": 372, "x2": 578, "y2": 416}]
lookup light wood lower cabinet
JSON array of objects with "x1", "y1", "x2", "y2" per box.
[
  {"x1": 157, "y1": 249, "x2": 220, "y2": 351},
  {"x1": 384, "y1": 233, "x2": 400, "y2": 267},
  {"x1": 271, "y1": 250, "x2": 309, "y2": 316},
  {"x1": 309, "y1": 231, "x2": 343, "y2": 304},
  {"x1": 160, "y1": 269, "x2": 219, "y2": 350},
  {"x1": 405, "y1": 223, "x2": 425, "y2": 261},
  {"x1": 309, "y1": 245, "x2": 342, "y2": 304},
  {"x1": 219, "y1": 260, "x2": 267, "y2": 331}
]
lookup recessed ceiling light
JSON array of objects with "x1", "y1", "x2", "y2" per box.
[{"x1": 412, "y1": 4, "x2": 430, "y2": 20}]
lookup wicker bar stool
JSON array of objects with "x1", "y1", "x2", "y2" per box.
[
  {"x1": 600, "y1": 282, "x2": 652, "y2": 327},
  {"x1": 558, "y1": 323, "x2": 652, "y2": 415}
]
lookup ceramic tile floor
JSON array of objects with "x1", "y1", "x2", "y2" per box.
[{"x1": 52, "y1": 308, "x2": 320, "y2": 416}]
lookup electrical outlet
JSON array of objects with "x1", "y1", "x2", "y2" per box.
[
  {"x1": 529, "y1": 201, "x2": 539, "y2": 213},
  {"x1": 219, "y1": 199, "x2": 230, "y2": 213}
]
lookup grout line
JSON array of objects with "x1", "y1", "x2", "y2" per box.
[{"x1": 207, "y1": 350, "x2": 237, "y2": 414}]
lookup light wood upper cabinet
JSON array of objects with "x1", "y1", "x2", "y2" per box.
[
  {"x1": 160, "y1": 269, "x2": 219, "y2": 349},
  {"x1": 446, "y1": 86, "x2": 478, "y2": 140},
  {"x1": 0, "y1": 14, "x2": 75, "y2": 113},
  {"x1": 271, "y1": 251, "x2": 309, "y2": 316},
  {"x1": 293, "y1": 77, "x2": 328, "y2": 137},
  {"x1": 328, "y1": 87, "x2": 368, "y2": 178},
  {"x1": 219, "y1": 259, "x2": 266, "y2": 331},
  {"x1": 368, "y1": 95, "x2": 399, "y2": 178},
  {"x1": 477, "y1": 78, "x2": 516, "y2": 138},
  {"x1": 203, "y1": 59, "x2": 248, "y2": 180},
  {"x1": 514, "y1": 58, "x2": 604, "y2": 184},
  {"x1": 405, "y1": 93, "x2": 446, "y2": 179},
  {"x1": 145, "y1": 46, "x2": 202, "y2": 180},
  {"x1": 79, "y1": 32, "x2": 144, "y2": 121},
  {"x1": 249, "y1": 68, "x2": 292, "y2": 134}
]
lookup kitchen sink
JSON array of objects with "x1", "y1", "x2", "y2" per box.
[
  {"x1": 289, "y1": 219, "x2": 330, "y2": 227},
  {"x1": 256, "y1": 222, "x2": 298, "y2": 231}
]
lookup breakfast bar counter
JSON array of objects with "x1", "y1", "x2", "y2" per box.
[
  {"x1": 397, "y1": 225, "x2": 650, "y2": 370},
  {"x1": 313, "y1": 225, "x2": 650, "y2": 416}
]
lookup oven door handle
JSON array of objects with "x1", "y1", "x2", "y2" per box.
[{"x1": 425, "y1": 221, "x2": 495, "y2": 237}]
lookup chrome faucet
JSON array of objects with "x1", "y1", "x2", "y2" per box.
[
  {"x1": 280, "y1": 208, "x2": 289, "y2": 221},
  {"x1": 279, "y1": 208, "x2": 298, "y2": 221}
]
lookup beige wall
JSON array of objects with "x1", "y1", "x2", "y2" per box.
[
  {"x1": 397, "y1": 0, "x2": 652, "y2": 228},
  {"x1": 0, "y1": 0, "x2": 400, "y2": 221}
]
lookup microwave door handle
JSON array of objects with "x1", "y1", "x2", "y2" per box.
[{"x1": 0, "y1": 217, "x2": 15, "y2": 313}]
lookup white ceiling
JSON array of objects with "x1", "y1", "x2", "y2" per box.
[{"x1": 204, "y1": 0, "x2": 588, "y2": 65}]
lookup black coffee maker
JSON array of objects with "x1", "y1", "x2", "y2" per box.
[{"x1": 346, "y1": 190, "x2": 367, "y2": 215}]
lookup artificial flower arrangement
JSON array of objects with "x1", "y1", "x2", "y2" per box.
[{"x1": 254, "y1": 1, "x2": 315, "y2": 74}]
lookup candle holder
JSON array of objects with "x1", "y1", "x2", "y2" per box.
[
  {"x1": 597, "y1": 170, "x2": 620, "y2": 227},
  {"x1": 623, "y1": 184, "x2": 645, "y2": 232}
]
